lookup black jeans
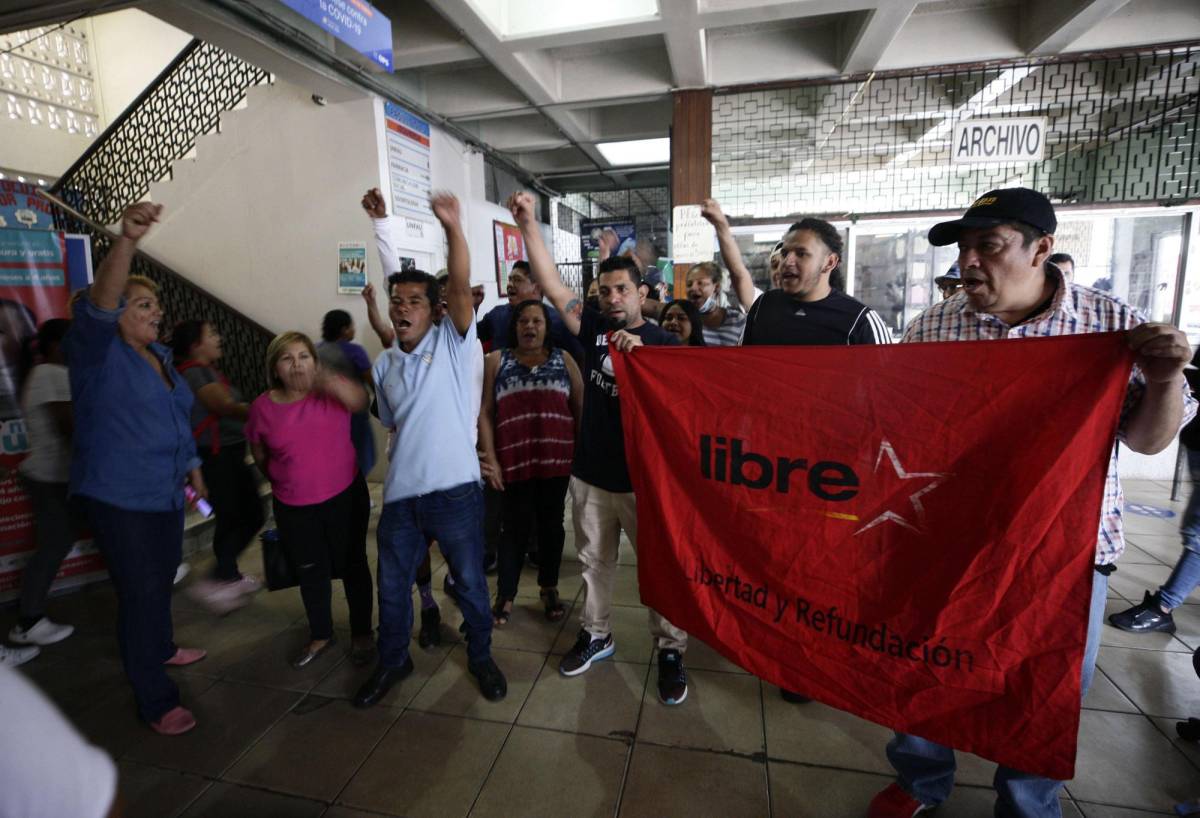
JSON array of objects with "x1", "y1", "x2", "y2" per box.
[
  {"x1": 497, "y1": 476, "x2": 570, "y2": 600},
  {"x1": 272, "y1": 474, "x2": 373, "y2": 641},
  {"x1": 18, "y1": 478, "x2": 85, "y2": 621},
  {"x1": 82, "y1": 496, "x2": 182, "y2": 723},
  {"x1": 200, "y1": 443, "x2": 265, "y2": 581}
]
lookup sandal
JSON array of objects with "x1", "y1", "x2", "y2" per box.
[
  {"x1": 540, "y1": 588, "x2": 566, "y2": 622},
  {"x1": 492, "y1": 596, "x2": 513, "y2": 626}
]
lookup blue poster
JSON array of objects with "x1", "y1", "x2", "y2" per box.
[
  {"x1": 0, "y1": 230, "x2": 64, "y2": 286},
  {"x1": 280, "y1": 0, "x2": 393, "y2": 71},
  {"x1": 0, "y1": 181, "x2": 55, "y2": 231},
  {"x1": 580, "y1": 218, "x2": 637, "y2": 262}
]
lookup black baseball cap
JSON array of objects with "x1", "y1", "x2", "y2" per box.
[{"x1": 928, "y1": 187, "x2": 1057, "y2": 247}]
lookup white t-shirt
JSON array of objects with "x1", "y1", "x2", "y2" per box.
[
  {"x1": 0, "y1": 667, "x2": 117, "y2": 818},
  {"x1": 18, "y1": 364, "x2": 71, "y2": 484}
]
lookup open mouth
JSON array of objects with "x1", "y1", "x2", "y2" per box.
[{"x1": 396, "y1": 319, "x2": 413, "y2": 331}]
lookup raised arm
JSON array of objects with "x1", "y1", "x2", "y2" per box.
[
  {"x1": 507, "y1": 191, "x2": 581, "y2": 337},
  {"x1": 360, "y1": 188, "x2": 399, "y2": 347},
  {"x1": 701, "y1": 198, "x2": 756, "y2": 311},
  {"x1": 92, "y1": 203, "x2": 161, "y2": 310},
  {"x1": 430, "y1": 192, "x2": 473, "y2": 336},
  {"x1": 360, "y1": 282, "x2": 395, "y2": 348}
]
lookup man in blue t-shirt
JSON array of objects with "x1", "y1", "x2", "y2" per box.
[{"x1": 507, "y1": 191, "x2": 693, "y2": 706}]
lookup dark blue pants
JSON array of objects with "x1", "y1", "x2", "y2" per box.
[
  {"x1": 83, "y1": 497, "x2": 182, "y2": 723},
  {"x1": 377, "y1": 481, "x2": 492, "y2": 668}
]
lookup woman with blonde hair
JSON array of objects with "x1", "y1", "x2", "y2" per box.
[
  {"x1": 66, "y1": 203, "x2": 207, "y2": 735},
  {"x1": 245, "y1": 331, "x2": 374, "y2": 669}
]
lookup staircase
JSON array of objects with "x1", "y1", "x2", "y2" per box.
[{"x1": 48, "y1": 38, "x2": 275, "y2": 398}]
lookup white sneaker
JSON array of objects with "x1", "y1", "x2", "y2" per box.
[
  {"x1": 186, "y1": 578, "x2": 251, "y2": 615},
  {"x1": 174, "y1": 563, "x2": 190, "y2": 585},
  {"x1": 9, "y1": 618, "x2": 74, "y2": 646},
  {"x1": 0, "y1": 644, "x2": 40, "y2": 667}
]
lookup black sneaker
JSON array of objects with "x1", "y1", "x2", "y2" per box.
[
  {"x1": 657, "y1": 648, "x2": 688, "y2": 705},
  {"x1": 469, "y1": 658, "x2": 508, "y2": 701},
  {"x1": 558, "y1": 629, "x2": 615, "y2": 677},
  {"x1": 418, "y1": 606, "x2": 441, "y2": 648},
  {"x1": 1108, "y1": 591, "x2": 1176, "y2": 634}
]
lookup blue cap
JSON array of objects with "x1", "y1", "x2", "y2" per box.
[{"x1": 935, "y1": 263, "x2": 960, "y2": 283}]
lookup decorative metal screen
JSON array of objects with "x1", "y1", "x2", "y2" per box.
[
  {"x1": 554, "y1": 187, "x2": 671, "y2": 252},
  {"x1": 712, "y1": 45, "x2": 1200, "y2": 219},
  {"x1": 52, "y1": 40, "x2": 271, "y2": 226}
]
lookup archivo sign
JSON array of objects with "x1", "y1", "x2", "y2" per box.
[{"x1": 951, "y1": 117, "x2": 1047, "y2": 164}]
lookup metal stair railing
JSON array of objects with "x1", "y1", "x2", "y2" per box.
[
  {"x1": 39, "y1": 188, "x2": 274, "y2": 399},
  {"x1": 50, "y1": 38, "x2": 272, "y2": 227}
]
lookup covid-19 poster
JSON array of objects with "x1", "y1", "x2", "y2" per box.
[{"x1": 0, "y1": 200, "x2": 100, "y2": 604}]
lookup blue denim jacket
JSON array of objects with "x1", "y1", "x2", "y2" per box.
[{"x1": 67, "y1": 295, "x2": 199, "y2": 511}]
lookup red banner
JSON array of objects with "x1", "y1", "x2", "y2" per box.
[{"x1": 611, "y1": 333, "x2": 1132, "y2": 780}]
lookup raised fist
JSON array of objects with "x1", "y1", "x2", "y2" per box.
[
  {"x1": 700, "y1": 198, "x2": 727, "y2": 229},
  {"x1": 361, "y1": 188, "x2": 387, "y2": 219},
  {"x1": 430, "y1": 191, "x2": 460, "y2": 227},
  {"x1": 506, "y1": 191, "x2": 535, "y2": 226},
  {"x1": 121, "y1": 202, "x2": 162, "y2": 241}
]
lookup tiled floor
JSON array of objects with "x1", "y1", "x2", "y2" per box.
[{"x1": 6, "y1": 479, "x2": 1200, "y2": 817}]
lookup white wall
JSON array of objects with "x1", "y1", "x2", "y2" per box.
[{"x1": 89, "y1": 9, "x2": 194, "y2": 125}]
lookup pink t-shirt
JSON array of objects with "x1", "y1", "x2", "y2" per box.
[{"x1": 245, "y1": 391, "x2": 357, "y2": 506}]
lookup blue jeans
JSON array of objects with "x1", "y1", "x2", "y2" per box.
[
  {"x1": 1159, "y1": 449, "x2": 1200, "y2": 609},
  {"x1": 886, "y1": 570, "x2": 1108, "y2": 818},
  {"x1": 82, "y1": 497, "x2": 183, "y2": 723},
  {"x1": 376, "y1": 482, "x2": 492, "y2": 668}
]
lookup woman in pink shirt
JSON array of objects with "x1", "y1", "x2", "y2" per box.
[{"x1": 246, "y1": 331, "x2": 374, "y2": 669}]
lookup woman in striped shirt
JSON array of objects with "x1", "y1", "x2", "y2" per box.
[{"x1": 479, "y1": 300, "x2": 582, "y2": 624}]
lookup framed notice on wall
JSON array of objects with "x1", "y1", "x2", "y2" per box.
[{"x1": 493, "y1": 221, "x2": 526, "y2": 297}]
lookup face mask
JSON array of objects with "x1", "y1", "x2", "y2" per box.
[{"x1": 697, "y1": 295, "x2": 717, "y2": 314}]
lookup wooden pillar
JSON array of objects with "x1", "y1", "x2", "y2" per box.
[{"x1": 670, "y1": 89, "x2": 713, "y2": 300}]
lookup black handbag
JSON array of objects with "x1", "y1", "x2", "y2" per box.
[{"x1": 260, "y1": 528, "x2": 298, "y2": 591}]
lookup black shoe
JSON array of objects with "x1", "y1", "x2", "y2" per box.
[
  {"x1": 418, "y1": 606, "x2": 442, "y2": 648},
  {"x1": 291, "y1": 635, "x2": 337, "y2": 669},
  {"x1": 1178, "y1": 717, "x2": 1200, "y2": 741},
  {"x1": 483, "y1": 552, "x2": 498, "y2": 576},
  {"x1": 350, "y1": 635, "x2": 376, "y2": 667},
  {"x1": 657, "y1": 648, "x2": 688, "y2": 705},
  {"x1": 780, "y1": 688, "x2": 812, "y2": 704},
  {"x1": 443, "y1": 574, "x2": 461, "y2": 607},
  {"x1": 558, "y1": 629, "x2": 615, "y2": 677},
  {"x1": 1108, "y1": 591, "x2": 1176, "y2": 634},
  {"x1": 470, "y1": 658, "x2": 507, "y2": 701},
  {"x1": 353, "y1": 658, "x2": 414, "y2": 708}
]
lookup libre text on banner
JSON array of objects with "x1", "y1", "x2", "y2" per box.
[{"x1": 610, "y1": 334, "x2": 1133, "y2": 780}]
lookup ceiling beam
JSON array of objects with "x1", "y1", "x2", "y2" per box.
[
  {"x1": 838, "y1": 2, "x2": 917, "y2": 74},
  {"x1": 662, "y1": 0, "x2": 706, "y2": 88},
  {"x1": 391, "y1": 40, "x2": 478, "y2": 70},
  {"x1": 1022, "y1": 0, "x2": 1131, "y2": 55}
]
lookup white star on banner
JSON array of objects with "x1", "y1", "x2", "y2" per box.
[{"x1": 853, "y1": 440, "x2": 950, "y2": 536}]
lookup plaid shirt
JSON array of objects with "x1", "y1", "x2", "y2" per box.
[{"x1": 902, "y1": 265, "x2": 1196, "y2": 565}]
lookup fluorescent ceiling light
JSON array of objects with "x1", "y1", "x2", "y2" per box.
[{"x1": 596, "y1": 137, "x2": 670, "y2": 166}]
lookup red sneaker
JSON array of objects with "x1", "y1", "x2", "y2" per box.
[
  {"x1": 149, "y1": 706, "x2": 196, "y2": 736},
  {"x1": 164, "y1": 647, "x2": 207, "y2": 666},
  {"x1": 868, "y1": 783, "x2": 935, "y2": 817}
]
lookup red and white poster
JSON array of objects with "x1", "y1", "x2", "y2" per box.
[
  {"x1": 0, "y1": 217, "x2": 101, "y2": 604},
  {"x1": 611, "y1": 333, "x2": 1132, "y2": 780},
  {"x1": 493, "y1": 220, "x2": 526, "y2": 297}
]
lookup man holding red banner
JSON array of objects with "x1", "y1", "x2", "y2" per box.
[{"x1": 868, "y1": 188, "x2": 1194, "y2": 818}]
